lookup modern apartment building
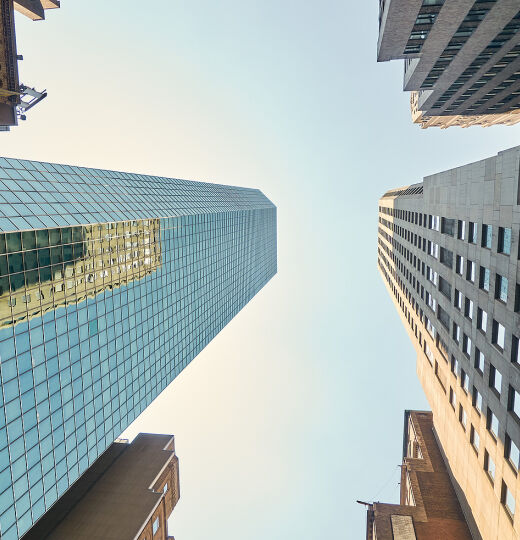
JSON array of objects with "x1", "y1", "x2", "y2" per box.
[
  {"x1": 22, "y1": 433, "x2": 179, "y2": 540},
  {"x1": 377, "y1": 0, "x2": 520, "y2": 128},
  {"x1": 366, "y1": 411, "x2": 473, "y2": 540},
  {"x1": 377, "y1": 146, "x2": 520, "y2": 539},
  {"x1": 0, "y1": 156, "x2": 277, "y2": 539}
]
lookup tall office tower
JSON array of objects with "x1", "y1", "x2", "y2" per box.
[
  {"x1": 23, "y1": 433, "x2": 180, "y2": 540},
  {"x1": 377, "y1": 146, "x2": 520, "y2": 539},
  {"x1": 0, "y1": 156, "x2": 277, "y2": 540},
  {"x1": 377, "y1": 1, "x2": 520, "y2": 128},
  {"x1": 366, "y1": 411, "x2": 473, "y2": 540}
]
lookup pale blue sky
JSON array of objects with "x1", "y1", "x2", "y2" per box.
[{"x1": 3, "y1": 2, "x2": 520, "y2": 538}]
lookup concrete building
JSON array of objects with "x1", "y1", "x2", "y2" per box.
[
  {"x1": 377, "y1": 145, "x2": 520, "y2": 539},
  {"x1": 22, "y1": 433, "x2": 179, "y2": 540},
  {"x1": 366, "y1": 411, "x2": 473, "y2": 540},
  {"x1": 0, "y1": 0, "x2": 60, "y2": 130},
  {"x1": 0, "y1": 156, "x2": 277, "y2": 539},
  {"x1": 13, "y1": 1, "x2": 60, "y2": 22},
  {"x1": 377, "y1": 1, "x2": 520, "y2": 128}
]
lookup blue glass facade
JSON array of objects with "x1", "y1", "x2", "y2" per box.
[{"x1": 0, "y1": 157, "x2": 277, "y2": 539}]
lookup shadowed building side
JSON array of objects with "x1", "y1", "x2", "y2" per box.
[
  {"x1": 22, "y1": 433, "x2": 180, "y2": 540},
  {"x1": 377, "y1": 1, "x2": 520, "y2": 128},
  {"x1": 13, "y1": 1, "x2": 60, "y2": 21},
  {"x1": 366, "y1": 411, "x2": 473, "y2": 540}
]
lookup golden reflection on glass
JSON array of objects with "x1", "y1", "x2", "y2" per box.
[{"x1": 0, "y1": 219, "x2": 161, "y2": 327}]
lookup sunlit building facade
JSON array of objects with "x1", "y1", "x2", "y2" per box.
[
  {"x1": 378, "y1": 1, "x2": 520, "y2": 128},
  {"x1": 377, "y1": 146, "x2": 520, "y2": 539},
  {"x1": 0, "y1": 156, "x2": 277, "y2": 539}
]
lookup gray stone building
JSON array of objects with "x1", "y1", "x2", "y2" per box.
[
  {"x1": 377, "y1": 146, "x2": 520, "y2": 539},
  {"x1": 378, "y1": 1, "x2": 520, "y2": 128}
]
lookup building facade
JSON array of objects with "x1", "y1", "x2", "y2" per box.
[
  {"x1": 23, "y1": 433, "x2": 179, "y2": 540},
  {"x1": 377, "y1": 146, "x2": 520, "y2": 539},
  {"x1": 13, "y1": 1, "x2": 60, "y2": 22},
  {"x1": 0, "y1": 1, "x2": 60, "y2": 130},
  {"x1": 0, "y1": 0, "x2": 21, "y2": 127},
  {"x1": 366, "y1": 411, "x2": 473, "y2": 540},
  {"x1": 378, "y1": 1, "x2": 520, "y2": 127},
  {"x1": 0, "y1": 156, "x2": 277, "y2": 539}
]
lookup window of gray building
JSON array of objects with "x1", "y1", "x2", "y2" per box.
[
  {"x1": 461, "y1": 370, "x2": 469, "y2": 393},
  {"x1": 440, "y1": 246, "x2": 453, "y2": 268},
  {"x1": 477, "y1": 308, "x2": 488, "y2": 333},
  {"x1": 508, "y1": 386, "x2": 520, "y2": 420},
  {"x1": 464, "y1": 298, "x2": 474, "y2": 319},
  {"x1": 468, "y1": 222, "x2": 478, "y2": 244},
  {"x1": 512, "y1": 335, "x2": 520, "y2": 366},
  {"x1": 495, "y1": 274, "x2": 508, "y2": 303},
  {"x1": 453, "y1": 322, "x2": 461, "y2": 343},
  {"x1": 498, "y1": 227, "x2": 512, "y2": 255},
  {"x1": 456, "y1": 255, "x2": 464, "y2": 275},
  {"x1": 458, "y1": 220, "x2": 466, "y2": 240},
  {"x1": 490, "y1": 365, "x2": 502, "y2": 396},
  {"x1": 482, "y1": 224, "x2": 492, "y2": 248},
  {"x1": 437, "y1": 305, "x2": 450, "y2": 330},
  {"x1": 473, "y1": 386, "x2": 483, "y2": 414},
  {"x1": 439, "y1": 276, "x2": 451, "y2": 299},
  {"x1": 479, "y1": 266, "x2": 490, "y2": 291},
  {"x1": 426, "y1": 291, "x2": 436, "y2": 311},
  {"x1": 466, "y1": 260, "x2": 475, "y2": 282},
  {"x1": 475, "y1": 348, "x2": 485, "y2": 374},
  {"x1": 454, "y1": 289, "x2": 463, "y2": 309},
  {"x1": 487, "y1": 408, "x2": 499, "y2": 440},
  {"x1": 505, "y1": 434, "x2": 520, "y2": 473},
  {"x1": 463, "y1": 334, "x2": 472, "y2": 358},
  {"x1": 441, "y1": 217, "x2": 455, "y2": 236},
  {"x1": 451, "y1": 355, "x2": 459, "y2": 375},
  {"x1": 492, "y1": 320, "x2": 506, "y2": 350}
]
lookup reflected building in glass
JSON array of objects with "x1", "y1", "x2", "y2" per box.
[{"x1": 0, "y1": 157, "x2": 277, "y2": 539}]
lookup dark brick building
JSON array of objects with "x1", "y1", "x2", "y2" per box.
[
  {"x1": 22, "y1": 433, "x2": 180, "y2": 540},
  {"x1": 366, "y1": 411, "x2": 474, "y2": 540}
]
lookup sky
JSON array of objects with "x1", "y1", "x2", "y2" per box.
[{"x1": 3, "y1": 2, "x2": 520, "y2": 539}]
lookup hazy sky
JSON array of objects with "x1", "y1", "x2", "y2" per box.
[{"x1": 4, "y1": 2, "x2": 520, "y2": 538}]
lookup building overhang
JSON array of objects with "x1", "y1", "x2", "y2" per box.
[
  {"x1": 13, "y1": 0, "x2": 60, "y2": 21},
  {"x1": 377, "y1": 0, "x2": 423, "y2": 62}
]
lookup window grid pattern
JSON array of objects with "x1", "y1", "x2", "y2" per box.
[
  {"x1": 432, "y1": 12, "x2": 520, "y2": 112},
  {"x1": 403, "y1": 0, "x2": 446, "y2": 55},
  {"x1": 377, "y1": 173, "x2": 520, "y2": 533},
  {"x1": 421, "y1": 1, "x2": 498, "y2": 90},
  {"x1": 0, "y1": 158, "x2": 277, "y2": 540}
]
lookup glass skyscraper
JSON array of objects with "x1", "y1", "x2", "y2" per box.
[{"x1": 0, "y1": 156, "x2": 277, "y2": 539}]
